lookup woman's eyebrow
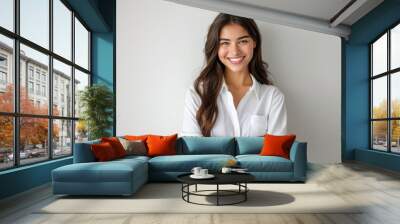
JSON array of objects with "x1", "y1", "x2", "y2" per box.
[{"x1": 219, "y1": 35, "x2": 250, "y2": 41}]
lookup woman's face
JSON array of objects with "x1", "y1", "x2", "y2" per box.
[{"x1": 218, "y1": 23, "x2": 256, "y2": 74}]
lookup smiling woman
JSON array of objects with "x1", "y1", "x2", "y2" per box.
[{"x1": 181, "y1": 13, "x2": 287, "y2": 137}]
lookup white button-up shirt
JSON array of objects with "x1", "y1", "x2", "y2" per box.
[{"x1": 181, "y1": 75, "x2": 288, "y2": 137}]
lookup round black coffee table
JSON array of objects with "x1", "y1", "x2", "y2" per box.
[{"x1": 177, "y1": 173, "x2": 255, "y2": 206}]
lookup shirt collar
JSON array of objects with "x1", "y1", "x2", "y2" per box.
[{"x1": 221, "y1": 74, "x2": 260, "y2": 100}]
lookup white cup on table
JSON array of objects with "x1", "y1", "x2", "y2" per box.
[
  {"x1": 199, "y1": 169, "x2": 208, "y2": 176},
  {"x1": 191, "y1": 167, "x2": 202, "y2": 176}
]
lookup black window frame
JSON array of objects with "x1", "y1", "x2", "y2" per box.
[
  {"x1": 370, "y1": 20, "x2": 400, "y2": 154},
  {"x1": 0, "y1": 0, "x2": 92, "y2": 171}
]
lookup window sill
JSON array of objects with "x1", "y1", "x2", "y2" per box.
[{"x1": 0, "y1": 156, "x2": 72, "y2": 175}]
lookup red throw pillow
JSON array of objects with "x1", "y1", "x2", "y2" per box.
[
  {"x1": 146, "y1": 134, "x2": 177, "y2": 157},
  {"x1": 91, "y1": 142, "x2": 117, "y2": 161},
  {"x1": 260, "y1": 134, "x2": 296, "y2": 159},
  {"x1": 101, "y1": 137, "x2": 127, "y2": 158}
]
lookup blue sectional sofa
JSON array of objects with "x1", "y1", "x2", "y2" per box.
[{"x1": 52, "y1": 136, "x2": 307, "y2": 196}]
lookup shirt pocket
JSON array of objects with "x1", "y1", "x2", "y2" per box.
[{"x1": 250, "y1": 115, "x2": 267, "y2": 136}]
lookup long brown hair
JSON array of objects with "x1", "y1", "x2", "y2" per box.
[{"x1": 194, "y1": 13, "x2": 271, "y2": 136}]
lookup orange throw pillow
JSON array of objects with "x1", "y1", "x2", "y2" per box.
[
  {"x1": 124, "y1": 135, "x2": 149, "y2": 141},
  {"x1": 101, "y1": 137, "x2": 127, "y2": 158},
  {"x1": 91, "y1": 142, "x2": 117, "y2": 161},
  {"x1": 146, "y1": 134, "x2": 178, "y2": 157},
  {"x1": 260, "y1": 134, "x2": 296, "y2": 159}
]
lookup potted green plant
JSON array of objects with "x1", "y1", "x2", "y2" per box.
[{"x1": 79, "y1": 84, "x2": 114, "y2": 140}]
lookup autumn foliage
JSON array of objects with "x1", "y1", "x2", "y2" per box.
[
  {"x1": 0, "y1": 84, "x2": 59, "y2": 150},
  {"x1": 372, "y1": 99, "x2": 400, "y2": 142}
]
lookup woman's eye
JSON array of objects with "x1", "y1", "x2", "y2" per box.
[
  {"x1": 220, "y1": 42, "x2": 229, "y2": 46},
  {"x1": 239, "y1": 39, "x2": 249, "y2": 44}
]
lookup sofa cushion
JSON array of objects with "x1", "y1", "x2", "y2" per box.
[
  {"x1": 235, "y1": 137, "x2": 263, "y2": 155},
  {"x1": 148, "y1": 154, "x2": 235, "y2": 172},
  {"x1": 177, "y1": 137, "x2": 235, "y2": 155},
  {"x1": 101, "y1": 137, "x2": 127, "y2": 158},
  {"x1": 147, "y1": 134, "x2": 177, "y2": 157},
  {"x1": 91, "y1": 142, "x2": 118, "y2": 161},
  {"x1": 236, "y1": 155, "x2": 293, "y2": 172},
  {"x1": 53, "y1": 158, "x2": 147, "y2": 183},
  {"x1": 260, "y1": 134, "x2": 296, "y2": 159},
  {"x1": 118, "y1": 138, "x2": 147, "y2": 156}
]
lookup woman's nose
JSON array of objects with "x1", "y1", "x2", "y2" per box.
[{"x1": 230, "y1": 43, "x2": 241, "y2": 55}]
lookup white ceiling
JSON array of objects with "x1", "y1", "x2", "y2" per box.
[
  {"x1": 225, "y1": 0, "x2": 353, "y2": 24},
  {"x1": 165, "y1": 0, "x2": 384, "y2": 38}
]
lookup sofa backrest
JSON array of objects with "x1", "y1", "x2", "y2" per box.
[
  {"x1": 235, "y1": 137, "x2": 263, "y2": 155},
  {"x1": 73, "y1": 139, "x2": 100, "y2": 163},
  {"x1": 177, "y1": 136, "x2": 236, "y2": 155}
]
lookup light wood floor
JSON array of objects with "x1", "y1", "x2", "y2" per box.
[{"x1": 1, "y1": 162, "x2": 400, "y2": 224}]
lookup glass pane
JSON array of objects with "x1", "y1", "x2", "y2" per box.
[
  {"x1": 20, "y1": 44, "x2": 49, "y2": 115},
  {"x1": 372, "y1": 77, "x2": 387, "y2": 119},
  {"x1": 53, "y1": 59, "x2": 72, "y2": 117},
  {"x1": 20, "y1": 0, "x2": 49, "y2": 49},
  {"x1": 391, "y1": 72, "x2": 400, "y2": 117},
  {"x1": 0, "y1": 0, "x2": 13, "y2": 31},
  {"x1": 0, "y1": 116, "x2": 13, "y2": 170},
  {"x1": 75, "y1": 120, "x2": 88, "y2": 143},
  {"x1": 74, "y1": 69, "x2": 89, "y2": 118},
  {"x1": 53, "y1": 0, "x2": 72, "y2": 60},
  {"x1": 372, "y1": 33, "x2": 387, "y2": 76},
  {"x1": 74, "y1": 17, "x2": 89, "y2": 70},
  {"x1": 0, "y1": 34, "x2": 14, "y2": 112},
  {"x1": 392, "y1": 24, "x2": 400, "y2": 70},
  {"x1": 391, "y1": 120, "x2": 400, "y2": 153},
  {"x1": 53, "y1": 119, "x2": 72, "y2": 157},
  {"x1": 20, "y1": 117, "x2": 49, "y2": 165},
  {"x1": 372, "y1": 121, "x2": 387, "y2": 151}
]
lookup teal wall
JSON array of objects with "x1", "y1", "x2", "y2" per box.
[
  {"x1": 91, "y1": 0, "x2": 116, "y2": 135},
  {"x1": 344, "y1": 0, "x2": 400, "y2": 171},
  {"x1": 0, "y1": 158, "x2": 72, "y2": 199},
  {"x1": 0, "y1": 0, "x2": 116, "y2": 200}
]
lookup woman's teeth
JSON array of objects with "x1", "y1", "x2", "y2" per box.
[{"x1": 228, "y1": 57, "x2": 244, "y2": 64}]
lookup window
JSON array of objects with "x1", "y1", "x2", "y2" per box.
[
  {"x1": 0, "y1": 34, "x2": 13, "y2": 113},
  {"x1": 35, "y1": 83, "x2": 40, "y2": 95},
  {"x1": 35, "y1": 70, "x2": 40, "y2": 81},
  {"x1": 0, "y1": 71, "x2": 6, "y2": 84},
  {"x1": 0, "y1": 53, "x2": 8, "y2": 88},
  {"x1": 0, "y1": 55, "x2": 7, "y2": 67},
  {"x1": 0, "y1": 0, "x2": 91, "y2": 170},
  {"x1": 42, "y1": 85, "x2": 46, "y2": 97},
  {"x1": 53, "y1": 0, "x2": 72, "y2": 60},
  {"x1": 75, "y1": 18, "x2": 89, "y2": 70},
  {"x1": 28, "y1": 67, "x2": 34, "y2": 80},
  {"x1": 371, "y1": 23, "x2": 400, "y2": 154},
  {"x1": 28, "y1": 81, "x2": 34, "y2": 94},
  {"x1": 0, "y1": 0, "x2": 13, "y2": 32},
  {"x1": 53, "y1": 59, "x2": 71, "y2": 117},
  {"x1": 20, "y1": 0, "x2": 49, "y2": 49}
]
